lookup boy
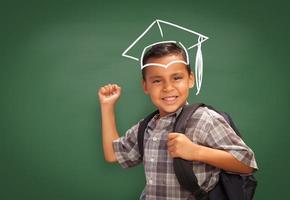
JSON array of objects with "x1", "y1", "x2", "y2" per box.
[{"x1": 98, "y1": 42, "x2": 257, "y2": 199}]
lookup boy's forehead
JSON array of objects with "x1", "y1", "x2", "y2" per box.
[{"x1": 145, "y1": 62, "x2": 188, "y2": 77}]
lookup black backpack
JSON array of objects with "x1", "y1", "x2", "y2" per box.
[{"x1": 137, "y1": 103, "x2": 257, "y2": 200}]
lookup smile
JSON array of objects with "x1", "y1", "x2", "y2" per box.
[{"x1": 161, "y1": 96, "x2": 178, "y2": 104}]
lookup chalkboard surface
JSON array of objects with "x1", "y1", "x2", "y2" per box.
[{"x1": 1, "y1": 0, "x2": 290, "y2": 199}]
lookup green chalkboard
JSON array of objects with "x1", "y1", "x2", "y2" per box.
[{"x1": 1, "y1": 0, "x2": 290, "y2": 199}]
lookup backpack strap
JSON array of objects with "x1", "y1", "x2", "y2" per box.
[
  {"x1": 172, "y1": 103, "x2": 209, "y2": 200},
  {"x1": 137, "y1": 110, "x2": 159, "y2": 158}
]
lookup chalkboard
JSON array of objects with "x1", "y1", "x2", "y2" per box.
[{"x1": 1, "y1": 0, "x2": 290, "y2": 199}]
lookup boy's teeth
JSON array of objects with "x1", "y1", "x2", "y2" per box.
[{"x1": 163, "y1": 96, "x2": 176, "y2": 101}]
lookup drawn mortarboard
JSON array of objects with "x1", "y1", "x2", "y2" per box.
[{"x1": 122, "y1": 19, "x2": 209, "y2": 95}]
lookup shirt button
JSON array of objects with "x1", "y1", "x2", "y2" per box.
[
  {"x1": 152, "y1": 137, "x2": 158, "y2": 141},
  {"x1": 150, "y1": 158, "x2": 154, "y2": 162},
  {"x1": 149, "y1": 179, "x2": 153, "y2": 184}
]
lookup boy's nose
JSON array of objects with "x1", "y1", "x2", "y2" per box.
[{"x1": 163, "y1": 81, "x2": 174, "y2": 92}]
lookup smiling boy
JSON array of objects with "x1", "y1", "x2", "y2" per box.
[
  {"x1": 142, "y1": 53, "x2": 194, "y2": 117},
  {"x1": 98, "y1": 42, "x2": 257, "y2": 199}
]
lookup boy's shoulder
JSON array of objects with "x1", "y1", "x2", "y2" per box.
[
  {"x1": 185, "y1": 105, "x2": 234, "y2": 136},
  {"x1": 191, "y1": 105, "x2": 224, "y2": 122}
]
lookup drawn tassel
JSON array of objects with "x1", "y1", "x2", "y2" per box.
[{"x1": 195, "y1": 37, "x2": 203, "y2": 95}]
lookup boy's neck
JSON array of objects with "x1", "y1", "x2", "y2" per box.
[{"x1": 158, "y1": 103, "x2": 187, "y2": 119}]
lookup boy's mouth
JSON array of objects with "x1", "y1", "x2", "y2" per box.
[{"x1": 161, "y1": 96, "x2": 178, "y2": 104}]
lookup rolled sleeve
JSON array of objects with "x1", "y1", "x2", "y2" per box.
[
  {"x1": 112, "y1": 122, "x2": 142, "y2": 168},
  {"x1": 199, "y1": 108, "x2": 258, "y2": 170}
]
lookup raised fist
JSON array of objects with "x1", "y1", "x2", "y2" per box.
[{"x1": 98, "y1": 84, "x2": 122, "y2": 106}]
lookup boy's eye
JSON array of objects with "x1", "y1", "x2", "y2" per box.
[
  {"x1": 152, "y1": 79, "x2": 161, "y2": 84},
  {"x1": 174, "y1": 76, "x2": 183, "y2": 80}
]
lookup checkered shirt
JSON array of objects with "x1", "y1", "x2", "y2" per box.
[{"x1": 113, "y1": 106, "x2": 258, "y2": 200}]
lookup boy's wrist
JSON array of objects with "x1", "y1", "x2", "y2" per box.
[
  {"x1": 191, "y1": 144, "x2": 203, "y2": 162},
  {"x1": 100, "y1": 103, "x2": 115, "y2": 112}
]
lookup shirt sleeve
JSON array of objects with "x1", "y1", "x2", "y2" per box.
[
  {"x1": 193, "y1": 107, "x2": 258, "y2": 170},
  {"x1": 112, "y1": 121, "x2": 142, "y2": 168}
]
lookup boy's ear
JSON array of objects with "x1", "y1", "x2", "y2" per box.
[
  {"x1": 189, "y1": 72, "x2": 195, "y2": 88},
  {"x1": 142, "y1": 80, "x2": 149, "y2": 94}
]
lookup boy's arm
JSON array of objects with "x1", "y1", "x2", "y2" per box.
[
  {"x1": 98, "y1": 84, "x2": 122, "y2": 163},
  {"x1": 167, "y1": 133, "x2": 254, "y2": 174},
  {"x1": 196, "y1": 144, "x2": 254, "y2": 173}
]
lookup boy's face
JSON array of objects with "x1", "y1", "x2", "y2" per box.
[{"x1": 142, "y1": 54, "x2": 194, "y2": 117}]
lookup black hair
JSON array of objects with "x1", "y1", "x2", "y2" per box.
[{"x1": 142, "y1": 42, "x2": 191, "y2": 80}]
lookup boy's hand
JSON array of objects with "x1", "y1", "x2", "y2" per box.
[
  {"x1": 167, "y1": 132, "x2": 201, "y2": 161},
  {"x1": 98, "y1": 84, "x2": 121, "y2": 106}
]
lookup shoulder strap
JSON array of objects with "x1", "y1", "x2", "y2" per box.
[
  {"x1": 137, "y1": 110, "x2": 159, "y2": 158},
  {"x1": 172, "y1": 103, "x2": 209, "y2": 200},
  {"x1": 173, "y1": 103, "x2": 204, "y2": 132}
]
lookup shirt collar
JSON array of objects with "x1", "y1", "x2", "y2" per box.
[{"x1": 147, "y1": 102, "x2": 188, "y2": 129}]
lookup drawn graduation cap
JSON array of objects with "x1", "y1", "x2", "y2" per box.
[{"x1": 122, "y1": 19, "x2": 209, "y2": 95}]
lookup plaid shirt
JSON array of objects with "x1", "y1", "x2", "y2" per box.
[{"x1": 113, "y1": 106, "x2": 258, "y2": 200}]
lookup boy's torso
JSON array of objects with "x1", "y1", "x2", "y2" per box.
[
  {"x1": 113, "y1": 106, "x2": 257, "y2": 200},
  {"x1": 141, "y1": 107, "x2": 220, "y2": 199}
]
